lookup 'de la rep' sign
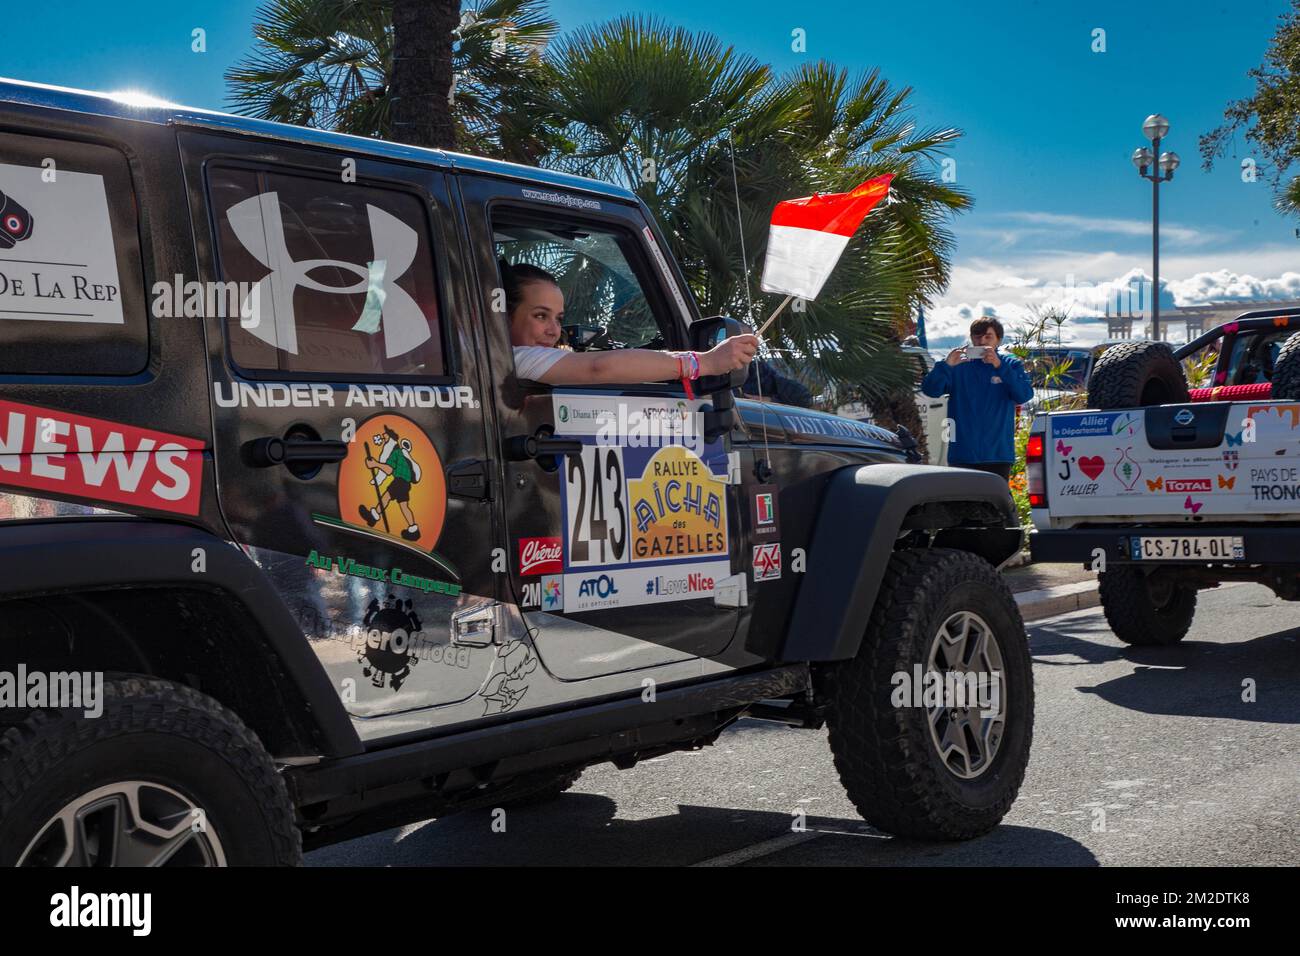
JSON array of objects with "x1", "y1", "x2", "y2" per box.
[{"x1": 0, "y1": 164, "x2": 124, "y2": 325}]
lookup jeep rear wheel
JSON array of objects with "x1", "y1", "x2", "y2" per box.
[
  {"x1": 1269, "y1": 330, "x2": 1300, "y2": 400},
  {"x1": 0, "y1": 677, "x2": 301, "y2": 866},
  {"x1": 823, "y1": 548, "x2": 1033, "y2": 841},
  {"x1": 1087, "y1": 340, "x2": 1189, "y2": 409},
  {"x1": 1098, "y1": 567, "x2": 1196, "y2": 645}
]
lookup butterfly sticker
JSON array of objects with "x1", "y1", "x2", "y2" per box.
[
  {"x1": 1225, "y1": 430, "x2": 1245, "y2": 447},
  {"x1": 1184, "y1": 496, "x2": 1203, "y2": 514},
  {"x1": 1055, "y1": 438, "x2": 1073, "y2": 456},
  {"x1": 1275, "y1": 317, "x2": 1291, "y2": 328},
  {"x1": 1146, "y1": 476, "x2": 1163, "y2": 491},
  {"x1": 1218, "y1": 474, "x2": 1236, "y2": 489}
]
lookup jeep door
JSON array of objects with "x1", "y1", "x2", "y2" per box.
[
  {"x1": 456, "y1": 174, "x2": 743, "y2": 679},
  {"x1": 178, "y1": 129, "x2": 502, "y2": 732}
]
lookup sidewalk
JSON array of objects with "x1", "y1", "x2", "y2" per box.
[{"x1": 1003, "y1": 558, "x2": 1100, "y2": 622}]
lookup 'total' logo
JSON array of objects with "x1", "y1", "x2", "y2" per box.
[
  {"x1": 519, "y1": 536, "x2": 563, "y2": 575},
  {"x1": 1165, "y1": 477, "x2": 1212, "y2": 494}
]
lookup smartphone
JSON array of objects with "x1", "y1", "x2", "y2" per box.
[{"x1": 965, "y1": 345, "x2": 986, "y2": 360}]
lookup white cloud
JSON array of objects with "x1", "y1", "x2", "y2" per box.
[{"x1": 925, "y1": 247, "x2": 1300, "y2": 354}]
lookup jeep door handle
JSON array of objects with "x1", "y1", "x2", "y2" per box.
[
  {"x1": 505, "y1": 434, "x2": 583, "y2": 461},
  {"x1": 245, "y1": 436, "x2": 349, "y2": 468}
]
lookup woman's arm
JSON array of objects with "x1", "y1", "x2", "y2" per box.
[{"x1": 537, "y1": 334, "x2": 759, "y2": 386}]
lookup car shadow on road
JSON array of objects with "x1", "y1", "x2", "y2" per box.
[
  {"x1": 307, "y1": 796, "x2": 1097, "y2": 867},
  {"x1": 1028, "y1": 616, "x2": 1300, "y2": 723}
]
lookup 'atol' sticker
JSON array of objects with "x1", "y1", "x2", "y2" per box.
[{"x1": 0, "y1": 399, "x2": 203, "y2": 514}]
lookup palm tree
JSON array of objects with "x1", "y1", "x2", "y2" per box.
[
  {"x1": 225, "y1": 0, "x2": 562, "y2": 161},
  {"x1": 543, "y1": 17, "x2": 970, "y2": 411}
]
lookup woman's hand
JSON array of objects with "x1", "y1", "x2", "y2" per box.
[{"x1": 700, "y1": 334, "x2": 760, "y2": 376}]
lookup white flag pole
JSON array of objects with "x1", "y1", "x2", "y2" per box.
[{"x1": 756, "y1": 293, "x2": 795, "y2": 337}]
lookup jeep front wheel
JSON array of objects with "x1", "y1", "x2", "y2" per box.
[
  {"x1": 0, "y1": 677, "x2": 301, "y2": 866},
  {"x1": 823, "y1": 548, "x2": 1034, "y2": 840}
]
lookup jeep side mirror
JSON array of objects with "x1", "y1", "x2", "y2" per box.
[{"x1": 691, "y1": 315, "x2": 751, "y2": 394}]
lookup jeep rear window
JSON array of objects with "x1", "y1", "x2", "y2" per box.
[
  {"x1": 208, "y1": 166, "x2": 445, "y2": 379},
  {"x1": 0, "y1": 134, "x2": 148, "y2": 376}
]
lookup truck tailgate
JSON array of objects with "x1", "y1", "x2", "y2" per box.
[{"x1": 1043, "y1": 402, "x2": 1300, "y2": 520}]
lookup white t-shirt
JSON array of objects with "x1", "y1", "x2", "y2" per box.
[{"x1": 513, "y1": 345, "x2": 567, "y2": 382}]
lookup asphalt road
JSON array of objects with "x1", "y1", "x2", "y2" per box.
[{"x1": 307, "y1": 583, "x2": 1299, "y2": 866}]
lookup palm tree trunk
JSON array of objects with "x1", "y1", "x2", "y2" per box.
[{"x1": 390, "y1": 0, "x2": 459, "y2": 149}]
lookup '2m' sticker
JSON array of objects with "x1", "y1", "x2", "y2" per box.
[{"x1": 0, "y1": 400, "x2": 204, "y2": 515}]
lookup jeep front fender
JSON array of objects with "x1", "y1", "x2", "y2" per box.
[{"x1": 781, "y1": 464, "x2": 1022, "y2": 662}]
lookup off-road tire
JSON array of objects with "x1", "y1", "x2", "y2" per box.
[
  {"x1": 497, "y1": 769, "x2": 584, "y2": 808},
  {"x1": 823, "y1": 548, "x2": 1034, "y2": 840},
  {"x1": 1269, "y1": 330, "x2": 1300, "y2": 400},
  {"x1": 1098, "y1": 567, "x2": 1196, "y2": 645},
  {"x1": 1087, "y1": 340, "x2": 1189, "y2": 409},
  {"x1": 0, "y1": 676, "x2": 301, "y2": 866}
]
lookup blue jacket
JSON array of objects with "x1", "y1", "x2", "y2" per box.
[{"x1": 921, "y1": 352, "x2": 1033, "y2": 463}]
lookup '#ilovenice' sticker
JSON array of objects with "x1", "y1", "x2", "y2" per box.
[{"x1": 312, "y1": 413, "x2": 458, "y2": 580}]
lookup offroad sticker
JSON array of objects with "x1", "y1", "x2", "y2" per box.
[
  {"x1": 553, "y1": 393, "x2": 730, "y2": 610},
  {"x1": 0, "y1": 399, "x2": 203, "y2": 515},
  {"x1": 0, "y1": 164, "x2": 124, "y2": 325},
  {"x1": 311, "y1": 413, "x2": 458, "y2": 580}
]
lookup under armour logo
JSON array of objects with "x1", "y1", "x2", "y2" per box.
[{"x1": 225, "y1": 192, "x2": 431, "y2": 358}]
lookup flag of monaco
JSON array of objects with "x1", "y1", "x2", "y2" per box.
[{"x1": 760, "y1": 174, "x2": 893, "y2": 301}]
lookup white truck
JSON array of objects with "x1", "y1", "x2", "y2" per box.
[{"x1": 1027, "y1": 310, "x2": 1300, "y2": 644}]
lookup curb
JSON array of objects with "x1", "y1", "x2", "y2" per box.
[{"x1": 1014, "y1": 579, "x2": 1100, "y2": 622}]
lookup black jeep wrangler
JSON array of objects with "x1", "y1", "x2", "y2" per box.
[{"x1": 0, "y1": 78, "x2": 1032, "y2": 865}]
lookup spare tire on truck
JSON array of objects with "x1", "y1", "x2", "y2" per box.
[
  {"x1": 1268, "y1": 330, "x2": 1300, "y2": 401},
  {"x1": 1087, "y1": 340, "x2": 1189, "y2": 409}
]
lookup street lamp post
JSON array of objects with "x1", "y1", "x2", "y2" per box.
[{"x1": 1132, "y1": 114, "x2": 1180, "y2": 342}]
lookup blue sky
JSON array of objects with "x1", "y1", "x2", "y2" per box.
[{"x1": 4, "y1": 0, "x2": 1298, "y2": 349}]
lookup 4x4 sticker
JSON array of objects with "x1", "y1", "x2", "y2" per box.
[
  {"x1": 0, "y1": 399, "x2": 203, "y2": 515},
  {"x1": 312, "y1": 413, "x2": 458, "y2": 580},
  {"x1": 0, "y1": 165, "x2": 123, "y2": 325}
]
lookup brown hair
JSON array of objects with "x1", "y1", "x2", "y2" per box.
[
  {"x1": 499, "y1": 258, "x2": 559, "y2": 315},
  {"x1": 970, "y1": 316, "x2": 1004, "y2": 341}
]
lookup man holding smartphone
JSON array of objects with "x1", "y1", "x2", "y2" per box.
[{"x1": 921, "y1": 317, "x2": 1033, "y2": 479}]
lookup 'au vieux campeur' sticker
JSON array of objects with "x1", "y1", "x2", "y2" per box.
[{"x1": 312, "y1": 413, "x2": 459, "y2": 581}]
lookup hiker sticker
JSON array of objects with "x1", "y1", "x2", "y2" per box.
[
  {"x1": 0, "y1": 164, "x2": 124, "y2": 325},
  {"x1": 312, "y1": 414, "x2": 458, "y2": 580}
]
